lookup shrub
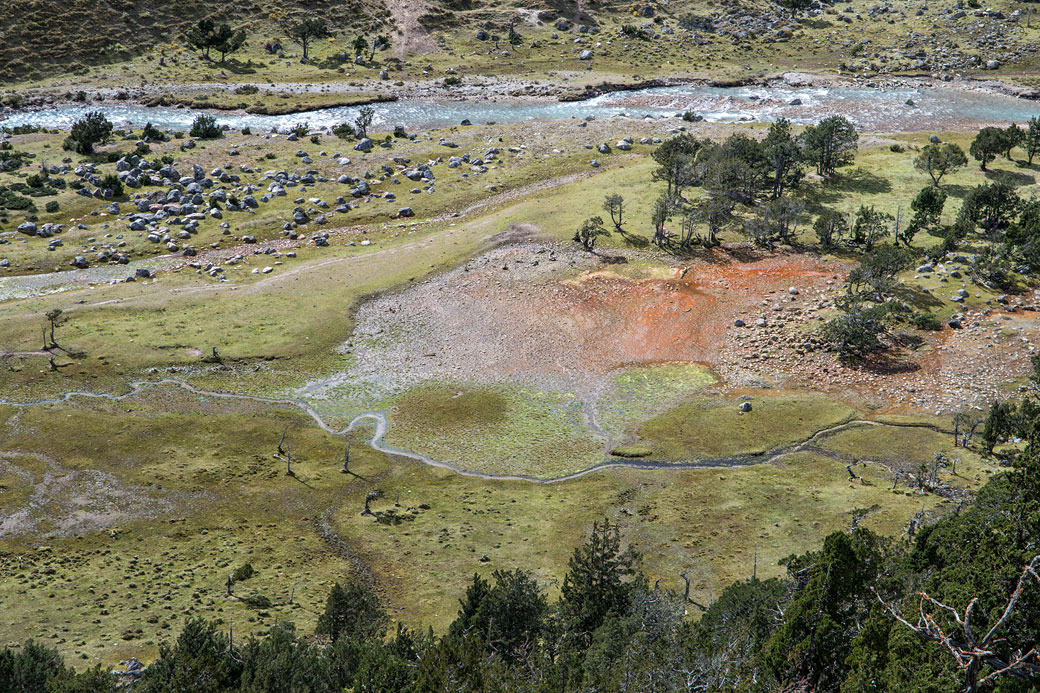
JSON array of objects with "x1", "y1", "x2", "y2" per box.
[
  {"x1": 26, "y1": 174, "x2": 44, "y2": 188},
  {"x1": 141, "y1": 122, "x2": 165, "y2": 141},
  {"x1": 63, "y1": 111, "x2": 113, "y2": 155},
  {"x1": 310, "y1": 134, "x2": 321, "y2": 144},
  {"x1": 889, "y1": 144, "x2": 905, "y2": 153},
  {"x1": 74, "y1": 90, "x2": 87, "y2": 102},
  {"x1": 289, "y1": 122, "x2": 309, "y2": 138},
  {"x1": 909, "y1": 312, "x2": 943, "y2": 330},
  {"x1": 241, "y1": 126, "x2": 251, "y2": 135},
  {"x1": 621, "y1": 24, "x2": 650, "y2": 40},
  {"x1": 444, "y1": 76, "x2": 462, "y2": 87},
  {"x1": 332, "y1": 122, "x2": 357, "y2": 140},
  {"x1": 234, "y1": 84, "x2": 260, "y2": 95},
  {"x1": 101, "y1": 174, "x2": 123, "y2": 198},
  {"x1": 241, "y1": 593, "x2": 272, "y2": 609},
  {"x1": 44, "y1": 200, "x2": 59, "y2": 213},
  {"x1": 0, "y1": 186, "x2": 35, "y2": 211},
  {"x1": 821, "y1": 301, "x2": 892, "y2": 361},
  {"x1": 189, "y1": 114, "x2": 222, "y2": 139},
  {"x1": 232, "y1": 563, "x2": 255, "y2": 581}
]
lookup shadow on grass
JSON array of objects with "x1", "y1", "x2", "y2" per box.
[
  {"x1": 831, "y1": 168, "x2": 893, "y2": 195},
  {"x1": 798, "y1": 169, "x2": 892, "y2": 212},
  {"x1": 985, "y1": 168, "x2": 1036, "y2": 188},
  {"x1": 942, "y1": 183, "x2": 974, "y2": 200},
  {"x1": 201, "y1": 59, "x2": 257, "y2": 76}
]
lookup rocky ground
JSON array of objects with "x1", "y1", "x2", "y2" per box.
[{"x1": 717, "y1": 262, "x2": 1040, "y2": 414}]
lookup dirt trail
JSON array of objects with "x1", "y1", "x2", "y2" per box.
[{"x1": 384, "y1": 0, "x2": 438, "y2": 56}]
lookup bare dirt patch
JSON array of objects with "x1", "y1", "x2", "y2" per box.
[
  {"x1": 385, "y1": 0, "x2": 438, "y2": 56},
  {"x1": 0, "y1": 451, "x2": 169, "y2": 538},
  {"x1": 301, "y1": 243, "x2": 842, "y2": 404}
]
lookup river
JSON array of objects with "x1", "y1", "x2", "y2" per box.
[{"x1": 3, "y1": 83, "x2": 1039, "y2": 132}]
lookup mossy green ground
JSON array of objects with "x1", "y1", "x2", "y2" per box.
[
  {"x1": 1, "y1": 390, "x2": 988, "y2": 665},
  {"x1": 598, "y1": 363, "x2": 718, "y2": 438},
  {"x1": 636, "y1": 392, "x2": 857, "y2": 460},
  {"x1": 385, "y1": 382, "x2": 602, "y2": 477}
]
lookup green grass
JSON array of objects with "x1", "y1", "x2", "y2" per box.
[
  {"x1": 333, "y1": 446, "x2": 975, "y2": 634},
  {"x1": 385, "y1": 382, "x2": 603, "y2": 477},
  {"x1": 636, "y1": 392, "x2": 857, "y2": 461},
  {"x1": 597, "y1": 362, "x2": 718, "y2": 438},
  {"x1": 1, "y1": 96, "x2": 1036, "y2": 672}
]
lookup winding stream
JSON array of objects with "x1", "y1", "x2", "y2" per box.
[
  {"x1": 0, "y1": 377, "x2": 951, "y2": 483},
  {"x1": 4, "y1": 83, "x2": 1039, "y2": 132}
]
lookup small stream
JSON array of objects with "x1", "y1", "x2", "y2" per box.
[
  {"x1": 4, "y1": 84, "x2": 1039, "y2": 132},
  {"x1": 0, "y1": 377, "x2": 951, "y2": 484}
]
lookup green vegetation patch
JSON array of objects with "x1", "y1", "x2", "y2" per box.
[
  {"x1": 386, "y1": 382, "x2": 603, "y2": 478},
  {"x1": 637, "y1": 393, "x2": 857, "y2": 461},
  {"x1": 597, "y1": 362, "x2": 717, "y2": 438},
  {"x1": 394, "y1": 384, "x2": 509, "y2": 430}
]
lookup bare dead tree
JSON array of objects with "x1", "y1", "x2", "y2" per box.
[
  {"x1": 44, "y1": 309, "x2": 65, "y2": 350},
  {"x1": 953, "y1": 411, "x2": 984, "y2": 448},
  {"x1": 679, "y1": 572, "x2": 709, "y2": 611},
  {"x1": 905, "y1": 508, "x2": 926, "y2": 540},
  {"x1": 277, "y1": 426, "x2": 288, "y2": 457},
  {"x1": 875, "y1": 555, "x2": 1040, "y2": 692}
]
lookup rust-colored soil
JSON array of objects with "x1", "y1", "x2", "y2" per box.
[{"x1": 309, "y1": 244, "x2": 843, "y2": 401}]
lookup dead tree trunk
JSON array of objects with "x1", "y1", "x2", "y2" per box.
[
  {"x1": 876, "y1": 555, "x2": 1040, "y2": 692},
  {"x1": 277, "y1": 426, "x2": 288, "y2": 457}
]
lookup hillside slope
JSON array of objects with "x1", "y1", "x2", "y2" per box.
[{"x1": 1, "y1": 0, "x2": 390, "y2": 83}]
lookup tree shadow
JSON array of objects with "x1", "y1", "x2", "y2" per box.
[
  {"x1": 830, "y1": 168, "x2": 893, "y2": 195},
  {"x1": 844, "y1": 349, "x2": 922, "y2": 375},
  {"x1": 892, "y1": 284, "x2": 944, "y2": 311},
  {"x1": 942, "y1": 183, "x2": 974, "y2": 200},
  {"x1": 985, "y1": 168, "x2": 1036, "y2": 188},
  {"x1": 202, "y1": 59, "x2": 257, "y2": 75},
  {"x1": 614, "y1": 227, "x2": 650, "y2": 248},
  {"x1": 315, "y1": 55, "x2": 350, "y2": 71}
]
